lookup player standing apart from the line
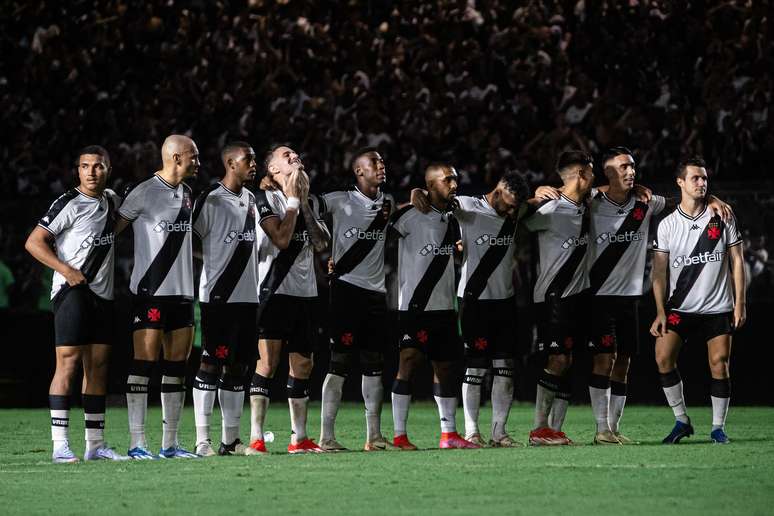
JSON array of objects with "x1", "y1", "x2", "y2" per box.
[
  {"x1": 116, "y1": 135, "x2": 199, "y2": 459},
  {"x1": 389, "y1": 164, "x2": 479, "y2": 450},
  {"x1": 26, "y1": 146, "x2": 128, "y2": 463},
  {"x1": 318, "y1": 148, "x2": 396, "y2": 452},
  {"x1": 412, "y1": 171, "x2": 531, "y2": 447},
  {"x1": 651, "y1": 157, "x2": 745, "y2": 444},
  {"x1": 248, "y1": 144, "x2": 330, "y2": 454},
  {"x1": 191, "y1": 142, "x2": 261, "y2": 456},
  {"x1": 523, "y1": 151, "x2": 595, "y2": 446}
]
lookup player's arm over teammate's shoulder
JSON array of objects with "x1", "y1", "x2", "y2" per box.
[
  {"x1": 254, "y1": 188, "x2": 297, "y2": 250},
  {"x1": 115, "y1": 180, "x2": 145, "y2": 234},
  {"x1": 387, "y1": 204, "x2": 416, "y2": 238}
]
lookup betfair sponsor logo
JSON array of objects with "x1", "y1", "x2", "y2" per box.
[
  {"x1": 344, "y1": 227, "x2": 384, "y2": 241},
  {"x1": 474, "y1": 234, "x2": 514, "y2": 246},
  {"x1": 560, "y1": 234, "x2": 588, "y2": 249},
  {"x1": 292, "y1": 230, "x2": 310, "y2": 242},
  {"x1": 224, "y1": 229, "x2": 256, "y2": 244},
  {"x1": 672, "y1": 251, "x2": 724, "y2": 268},
  {"x1": 595, "y1": 231, "x2": 643, "y2": 245},
  {"x1": 80, "y1": 233, "x2": 115, "y2": 249},
  {"x1": 153, "y1": 220, "x2": 191, "y2": 233},
  {"x1": 419, "y1": 243, "x2": 455, "y2": 256}
]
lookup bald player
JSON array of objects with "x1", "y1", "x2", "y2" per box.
[
  {"x1": 388, "y1": 164, "x2": 479, "y2": 450},
  {"x1": 115, "y1": 135, "x2": 199, "y2": 459}
]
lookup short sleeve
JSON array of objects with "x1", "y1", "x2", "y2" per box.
[
  {"x1": 388, "y1": 205, "x2": 414, "y2": 237},
  {"x1": 522, "y1": 200, "x2": 555, "y2": 232},
  {"x1": 725, "y1": 215, "x2": 742, "y2": 248},
  {"x1": 650, "y1": 195, "x2": 666, "y2": 216},
  {"x1": 118, "y1": 182, "x2": 145, "y2": 221},
  {"x1": 254, "y1": 189, "x2": 279, "y2": 223},
  {"x1": 308, "y1": 195, "x2": 325, "y2": 222},
  {"x1": 192, "y1": 197, "x2": 211, "y2": 238},
  {"x1": 319, "y1": 191, "x2": 347, "y2": 218},
  {"x1": 653, "y1": 219, "x2": 670, "y2": 253},
  {"x1": 38, "y1": 190, "x2": 78, "y2": 236}
]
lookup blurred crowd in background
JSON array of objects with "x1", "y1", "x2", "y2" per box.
[{"x1": 0, "y1": 0, "x2": 771, "y2": 310}]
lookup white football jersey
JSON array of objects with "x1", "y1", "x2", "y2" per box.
[
  {"x1": 320, "y1": 187, "x2": 393, "y2": 293},
  {"x1": 193, "y1": 183, "x2": 259, "y2": 304},
  {"x1": 118, "y1": 175, "x2": 194, "y2": 299},
  {"x1": 254, "y1": 188, "x2": 321, "y2": 300},
  {"x1": 523, "y1": 195, "x2": 589, "y2": 303},
  {"x1": 455, "y1": 195, "x2": 518, "y2": 300},
  {"x1": 587, "y1": 192, "x2": 666, "y2": 296},
  {"x1": 653, "y1": 205, "x2": 741, "y2": 314},
  {"x1": 38, "y1": 188, "x2": 121, "y2": 300},
  {"x1": 389, "y1": 206, "x2": 457, "y2": 312}
]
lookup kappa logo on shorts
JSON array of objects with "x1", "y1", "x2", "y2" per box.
[
  {"x1": 147, "y1": 308, "x2": 161, "y2": 322},
  {"x1": 473, "y1": 337, "x2": 488, "y2": 351},
  {"x1": 667, "y1": 313, "x2": 681, "y2": 326},
  {"x1": 214, "y1": 345, "x2": 229, "y2": 359},
  {"x1": 133, "y1": 316, "x2": 141, "y2": 324},
  {"x1": 340, "y1": 332, "x2": 354, "y2": 346},
  {"x1": 416, "y1": 330, "x2": 429, "y2": 344},
  {"x1": 600, "y1": 335, "x2": 615, "y2": 348}
]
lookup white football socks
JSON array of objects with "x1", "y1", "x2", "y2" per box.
[
  {"x1": 362, "y1": 374, "x2": 384, "y2": 441},
  {"x1": 462, "y1": 368, "x2": 486, "y2": 437},
  {"x1": 320, "y1": 373, "x2": 345, "y2": 442}
]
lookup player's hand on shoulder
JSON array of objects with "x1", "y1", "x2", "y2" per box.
[
  {"x1": 534, "y1": 185, "x2": 561, "y2": 201},
  {"x1": 632, "y1": 184, "x2": 652, "y2": 203},
  {"x1": 650, "y1": 311, "x2": 667, "y2": 338},
  {"x1": 63, "y1": 266, "x2": 87, "y2": 287},
  {"x1": 259, "y1": 175, "x2": 277, "y2": 192},
  {"x1": 707, "y1": 195, "x2": 733, "y2": 223},
  {"x1": 410, "y1": 188, "x2": 431, "y2": 213}
]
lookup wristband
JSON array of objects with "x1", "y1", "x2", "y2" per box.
[{"x1": 287, "y1": 197, "x2": 300, "y2": 210}]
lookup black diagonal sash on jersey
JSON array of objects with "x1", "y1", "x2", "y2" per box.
[
  {"x1": 81, "y1": 196, "x2": 116, "y2": 283},
  {"x1": 463, "y1": 217, "x2": 517, "y2": 301},
  {"x1": 333, "y1": 199, "x2": 392, "y2": 277},
  {"x1": 210, "y1": 208, "x2": 256, "y2": 303},
  {"x1": 137, "y1": 192, "x2": 192, "y2": 296},
  {"x1": 589, "y1": 201, "x2": 649, "y2": 294},
  {"x1": 667, "y1": 215, "x2": 725, "y2": 310},
  {"x1": 407, "y1": 221, "x2": 456, "y2": 313},
  {"x1": 545, "y1": 208, "x2": 590, "y2": 297},
  {"x1": 258, "y1": 217, "x2": 307, "y2": 304}
]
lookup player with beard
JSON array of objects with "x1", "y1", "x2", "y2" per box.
[
  {"x1": 248, "y1": 144, "x2": 330, "y2": 454},
  {"x1": 410, "y1": 171, "x2": 532, "y2": 447},
  {"x1": 26, "y1": 145, "x2": 128, "y2": 462},
  {"x1": 651, "y1": 158, "x2": 745, "y2": 444},
  {"x1": 317, "y1": 148, "x2": 396, "y2": 452},
  {"x1": 115, "y1": 135, "x2": 199, "y2": 459},
  {"x1": 389, "y1": 164, "x2": 479, "y2": 450},
  {"x1": 191, "y1": 142, "x2": 261, "y2": 456}
]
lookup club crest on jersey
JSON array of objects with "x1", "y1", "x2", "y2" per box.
[
  {"x1": 474, "y1": 234, "x2": 514, "y2": 246},
  {"x1": 707, "y1": 224, "x2": 721, "y2": 240},
  {"x1": 595, "y1": 231, "x2": 643, "y2": 244},
  {"x1": 632, "y1": 208, "x2": 645, "y2": 221},
  {"x1": 672, "y1": 251, "x2": 724, "y2": 268},
  {"x1": 153, "y1": 220, "x2": 191, "y2": 233},
  {"x1": 560, "y1": 234, "x2": 588, "y2": 249},
  {"x1": 344, "y1": 227, "x2": 384, "y2": 241},
  {"x1": 419, "y1": 243, "x2": 454, "y2": 256},
  {"x1": 224, "y1": 229, "x2": 256, "y2": 243},
  {"x1": 79, "y1": 233, "x2": 115, "y2": 249}
]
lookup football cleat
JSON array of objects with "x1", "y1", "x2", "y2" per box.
[
  {"x1": 439, "y1": 432, "x2": 481, "y2": 449},
  {"x1": 364, "y1": 436, "x2": 398, "y2": 451},
  {"x1": 245, "y1": 439, "x2": 268, "y2": 455},
  {"x1": 393, "y1": 434, "x2": 418, "y2": 451},
  {"x1": 662, "y1": 419, "x2": 694, "y2": 444},
  {"x1": 489, "y1": 434, "x2": 523, "y2": 448},
  {"x1": 195, "y1": 440, "x2": 217, "y2": 457},
  {"x1": 52, "y1": 442, "x2": 80, "y2": 464},
  {"x1": 127, "y1": 446, "x2": 158, "y2": 460},
  {"x1": 84, "y1": 445, "x2": 130, "y2": 461},
  {"x1": 218, "y1": 439, "x2": 249, "y2": 456},
  {"x1": 287, "y1": 438, "x2": 325, "y2": 454},
  {"x1": 593, "y1": 430, "x2": 623, "y2": 445},
  {"x1": 528, "y1": 427, "x2": 571, "y2": 446},
  {"x1": 710, "y1": 428, "x2": 730, "y2": 444},
  {"x1": 159, "y1": 445, "x2": 199, "y2": 458},
  {"x1": 613, "y1": 432, "x2": 639, "y2": 445},
  {"x1": 318, "y1": 439, "x2": 348, "y2": 452},
  {"x1": 465, "y1": 433, "x2": 487, "y2": 447}
]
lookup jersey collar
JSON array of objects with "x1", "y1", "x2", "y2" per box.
[
  {"x1": 601, "y1": 191, "x2": 632, "y2": 207},
  {"x1": 677, "y1": 204, "x2": 707, "y2": 220},
  {"x1": 75, "y1": 187, "x2": 102, "y2": 201},
  {"x1": 353, "y1": 185, "x2": 383, "y2": 207},
  {"x1": 154, "y1": 173, "x2": 178, "y2": 190},
  {"x1": 218, "y1": 182, "x2": 242, "y2": 197}
]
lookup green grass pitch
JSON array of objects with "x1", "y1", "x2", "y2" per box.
[{"x1": 1, "y1": 403, "x2": 772, "y2": 515}]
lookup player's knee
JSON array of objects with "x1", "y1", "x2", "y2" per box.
[
  {"x1": 359, "y1": 351, "x2": 383, "y2": 377},
  {"x1": 709, "y1": 353, "x2": 730, "y2": 375},
  {"x1": 57, "y1": 354, "x2": 81, "y2": 377},
  {"x1": 290, "y1": 352, "x2": 314, "y2": 378},
  {"x1": 655, "y1": 353, "x2": 675, "y2": 373},
  {"x1": 592, "y1": 353, "x2": 615, "y2": 376}
]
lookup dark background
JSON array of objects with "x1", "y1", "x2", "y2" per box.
[{"x1": 0, "y1": 1, "x2": 772, "y2": 406}]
